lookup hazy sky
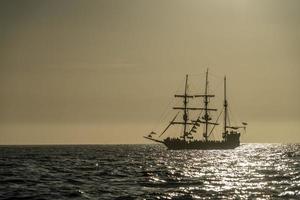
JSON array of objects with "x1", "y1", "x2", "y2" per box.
[{"x1": 0, "y1": 0, "x2": 299, "y2": 144}]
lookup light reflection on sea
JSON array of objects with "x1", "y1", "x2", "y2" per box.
[{"x1": 0, "y1": 143, "x2": 299, "y2": 199}]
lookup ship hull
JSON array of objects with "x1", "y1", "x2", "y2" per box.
[
  {"x1": 144, "y1": 133, "x2": 241, "y2": 150},
  {"x1": 162, "y1": 133, "x2": 241, "y2": 150},
  {"x1": 163, "y1": 140, "x2": 239, "y2": 150}
]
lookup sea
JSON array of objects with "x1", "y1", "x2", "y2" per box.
[{"x1": 0, "y1": 144, "x2": 299, "y2": 200}]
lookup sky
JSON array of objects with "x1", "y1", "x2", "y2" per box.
[{"x1": 0, "y1": 0, "x2": 299, "y2": 144}]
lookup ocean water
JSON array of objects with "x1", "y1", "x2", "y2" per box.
[{"x1": 0, "y1": 144, "x2": 299, "y2": 200}]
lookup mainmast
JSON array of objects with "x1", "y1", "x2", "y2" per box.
[
  {"x1": 223, "y1": 76, "x2": 228, "y2": 140},
  {"x1": 194, "y1": 69, "x2": 217, "y2": 142},
  {"x1": 203, "y1": 69, "x2": 209, "y2": 142}
]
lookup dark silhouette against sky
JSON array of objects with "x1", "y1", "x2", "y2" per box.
[{"x1": 0, "y1": 0, "x2": 299, "y2": 144}]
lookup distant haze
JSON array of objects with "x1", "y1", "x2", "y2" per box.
[{"x1": 0, "y1": 0, "x2": 299, "y2": 144}]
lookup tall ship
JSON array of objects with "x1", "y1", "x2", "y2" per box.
[{"x1": 144, "y1": 69, "x2": 247, "y2": 150}]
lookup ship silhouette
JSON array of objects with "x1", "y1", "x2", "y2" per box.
[{"x1": 144, "y1": 69, "x2": 247, "y2": 150}]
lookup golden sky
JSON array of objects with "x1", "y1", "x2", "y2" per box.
[{"x1": 0, "y1": 0, "x2": 299, "y2": 144}]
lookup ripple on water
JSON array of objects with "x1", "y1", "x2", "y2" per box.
[{"x1": 0, "y1": 144, "x2": 299, "y2": 199}]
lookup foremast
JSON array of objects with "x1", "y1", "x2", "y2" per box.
[
  {"x1": 173, "y1": 75, "x2": 193, "y2": 141},
  {"x1": 183, "y1": 75, "x2": 188, "y2": 140}
]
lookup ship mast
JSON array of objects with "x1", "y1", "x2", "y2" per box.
[
  {"x1": 203, "y1": 69, "x2": 209, "y2": 142},
  {"x1": 183, "y1": 74, "x2": 188, "y2": 140},
  {"x1": 172, "y1": 75, "x2": 194, "y2": 141},
  {"x1": 223, "y1": 76, "x2": 228, "y2": 140},
  {"x1": 173, "y1": 72, "x2": 218, "y2": 141},
  {"x1": 194, "y1": 69, "x2": 217, "y2": 142}
]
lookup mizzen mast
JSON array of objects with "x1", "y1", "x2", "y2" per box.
[{"x1": 223, "y1": 76, "x2": 228, "y2": 140}]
